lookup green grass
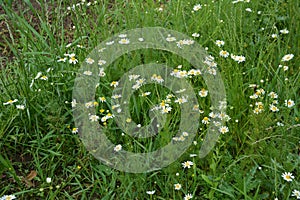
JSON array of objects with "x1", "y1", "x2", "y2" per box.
[{"x1": 0, "y1": 0, "x2": 299, "y2": 199}]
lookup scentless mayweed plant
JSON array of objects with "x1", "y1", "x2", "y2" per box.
[{"x1": 0, "y1": 0, "x2": 299, "y2": 199}]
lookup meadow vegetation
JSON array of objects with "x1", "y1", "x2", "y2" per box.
[{"x1": 0, "y1": 0, "x2": 299, "y2": 199}]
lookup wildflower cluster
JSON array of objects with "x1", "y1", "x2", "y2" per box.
[
  {"x1": 281, "y1": 172, "x2": 299, "y2": 199},
  {"x1": 249, "y1": 84, "x2": 295, "y2": 115},
  {"x1": 277, "y1": 53, "x2": 294, "y2": 75},
  {"x1": 200, "y1": 109, "x2": 231, "y2": 134},
  {"x1": 172, "y1": 131, "x2": 190, "y2": 142},
  {"x1": 165, "y1": 34, "x2": 195, "y2": 48},
  {"x1": 214, "y1": 39, "x2": 246, "y2": 63},
  {"x1": 29, "y1": 68, "x2": 53, "y2": 88},
  {"x1": 77, "y1": 97, "x2": 116, "y2": 126},
  {"x1": 3, "y1": 99, "x2": 25, "y2": 110},
  {"x1": 67, "y1": 0, "x2": 98, "y2": 12},
  {"x1": 170, "y1": 66, "x2": 202, "y2": 79},
  {"x1": 271, "y1": 28, "x2": 290, "y2": 39},
  {"x1": 57, "y1": 53, "x2": 78, "y2": 64}
]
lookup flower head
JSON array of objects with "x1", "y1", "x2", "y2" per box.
[
  {"x1": 199, "y1": 89, "x2": 208, "y2": 97},
  {"x1": 46, "y1": 177, "x2": 52, "y2": 183},
  {"x1": 280, "y1": 28, "x2": 289, "y2": 34},
  {"x1": 285, "y1": 99, "x2": 295, "y2": 108},
  {"x1": 219, "y1": 50, "x2": 229, "y2": 58},
  {"x1": 83, "y1": 71, "x2": 93, "y2": 76},
  {"x1": 114, "y1": 144, "x2": 122, "y2": 152},
  {"x1": 99, "y1": 67, "x2": 106, "y2": 77},
  {"x1": 268, "y1": 92, "x2": 278, "y2": 99},
  {"x1": 106, "y1": 41, "x2": 114, "y2": 45},
  {"x1": 112, "y1": 94, "x2": 122, "y2": 99},
  {"x1": 71, "y1": 99, "x2": 77, "y2": 108},
  {"x1": 245, "y1": 8, "x2": 252, "y2": 12},
  {"x1": 16, "y1": 105, "x2": 25, "y2": 110},
  {"x1": 118, "y1": 34, "x2": 127, "y2": 38},
  {"x1": 182, "y1": 161, "x2": 194, "y2": 169},
  {"x1": 231, "y1": 54, "x2": 246, "y2": 63},
  {"x1": 174, "y1": 183, "x2": 182, "y2": 190},
  {"x1": 271, "y1": 34, "x2": 278, "y2": 38},
  {"x1": 119, "y1": 38, "x2": 130, "y2": 44},
  {"x1": 140, "y1": 92, "x2": 151, "y2": 97},
  {"x1": 0, "y1": 195, "x2": 16, "y2": 200},
  {"x1": 192, "y1": 33, "x2": 200, "y2": 37},
  {"x1": 202, "y1": 117, "x2": 210, "y2": 124},
  {"x1": 57, "y1": 57, "x2": 67, "y2": 62},
  {"x1": 3, "y1": 99, "x2": 18, "y2": 105},
  {"x1": 175, "y1": 96, "x2": 188, "y2": 104},
  {"x1": 184, "y1": 193, "x2": 193, "y2": 200},
  {"x1": 72, "y1": 128, "x2": 78, "y2": 134},
  {"x1": 99, "y1": 97, "x2": 106, "y2": 102},
  {"x1": 193, "y1": 4, "x2": 202, "y2": 11},
  {"x1": 40, "y1": 75, "x2": 48, "y2": 80},
  {"x1": 98, "y1": 59, "x2": 106, "y2": 66},
  {"x1": 292, "y1": 190, "x2": 300, "y2": 199},
  {"x1": 269, "y1": 104, "x2": 279, "y2": 112},
  {"x1": 166, "y1": 35, "x2": 176, "y2": 42},
  {"x1": 215, "y1": 40, "x2": 225, "y2": 47},
  {"x1": 110, "y1": 81, "x2": 119, "y2": 88},
  {"x1": 219, "y1": 126, "x2": 229, "y2": 134},
  {"x1": 68, "y1": 53, "x2": 78, "y2": 64},
  {"x1": 281, "y1": 54, "x2": 294, "y2": 62},
  {"x1": 146, "y1": 190, "x2": 155, "y2": 195},
  {"x1": 89, "y1": 114, "x2": 99, "y2": 122},
  {"x1": 281, "y1": 172, "x2": 294, "y2": 182},
  {"x1": 86, "y1": 57, "x2": 95, "y2": 64}
]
